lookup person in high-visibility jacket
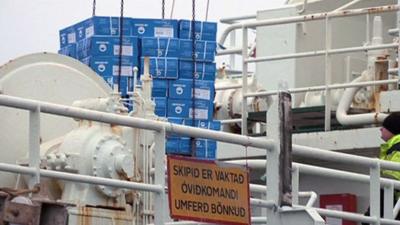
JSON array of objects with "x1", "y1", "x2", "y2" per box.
[
  {"x1": 380, "y1": 112, "x2": 400, "y2": 181},
  {"x1": 363, "y1": 112, "x2": 400, "y2": 224}
]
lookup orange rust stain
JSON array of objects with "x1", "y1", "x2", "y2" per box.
[
  {"x1": 79, "y1": 206, "x2": 92, "y2": 225},
  {"x1": 111, "y1": 125, "x2": 123, "y2": 136}
]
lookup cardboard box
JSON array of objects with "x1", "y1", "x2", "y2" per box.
[
  {"x1": 167, "y1": 99, "x2": 214, "y2": 120},
  {"x1": 179, "y1": 60, "x2": 216, "y2": 80},
  {"x1": 140, "y1": 57, "x2": 178, "y2": 79},
  {"x1": 191, "y1": 99, "x2": 214, "y2": 120},
  {"x1": 179, "y1": 39, "x2": 216, "y2": 62},
  {"x1": 82, "y1": 56, "x2": 138, "y2": 77},
  {"x1": 75, "y1": 16, "x2": 131, "y2": 41},
  {"x1": 59, "y1": 25, "x2": 76, "y2": 48},
  {"x1": 131, "y1": 18, "x2": 178, "y2": 38},
  {"x1": 193, "y1": 138, "x2": 217, "y2": 159},
  {"x1": 169, "y1": 137, "x2": 216, "y2": 159},
  {"x1": 152, "y1": 79, "x2": 168, "y2": 97},
  {"x1": 166, "y1": 119, "x2": 219, "y2": 159},
  {"x1": 178, "y1": 20, "x2": 217, "y2": 41},
  {"x1": 166, "y1": 137, "x2": 191, "y2": 155},
  {"x1": 169, "y1": 79, "x2": 214, "y2": 100},
  {"x1": 194, "y1": 80, "x2": 215, "y2": 101},
  {"x1": 153, "y1": 97, "x2": 167, "y2": 117},
  {"x1": 76, "y1": 36, "x2": 139, "y2": 59},
  {"x1": 193, "y1": 120, "x2": 221, "y2": 131},
  {"x1": 167, "y1": 99, "x2": 192, "y2": 118},
  {"x1": 168, "y1": 79, "x2": 193, "y2": 99},
  {"x1": 141, "y1": 37, "x2": 180, "y2": 57},
  {"x1": 58, "y1": 44, "x2": 77, "y2": 58}
]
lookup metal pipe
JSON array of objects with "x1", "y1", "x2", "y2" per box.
[
  {"x1": 28, "y1": 106, "x2": 40, "y2": 189},
  {"x1": 246, "y1": 43, "x2": 398, "y2": 63},
  {"x1": 389, "y1": 28, "x2": 399, "y2": 36},
  {"x1": 336, "y1": 76, "x2": 388, "y2": 126},
  {"x1": 225, "y1": 69, "x2": 249, "y2": 75},
  {"x1": 313, "y1": 208, "x2": 379, "y2": 224},
  {"x1": 219, "y1": 5, "x2": 400, "y2": 46},
  {"x1": 220, "y1": 14, "x2": 257, "y2": 24},
  {"x1": 394, "y1": 199, "x2": 400, "y2": 219},
  {"x1": 389, "y1": 68, "x2": 399, "y2": 74},
  {"x1": 0, "y1": 163, "x2": 163, "y2": 193},
  {"x1": 334, "y1": 0, "x2": 364, "y2": 12},
  {"x1": 230, "y1": 160, "x2": 400, "y2": 189},
  {"x1": 299, "y1": 191, "x2": 318, "y2": 207},
  {"x1": 220, "y1": 118, "x2": 242, "y2": 124},
  {"x1": 293, "y1": 205, "x2": 400, "y2": 225},
  {"x1": 325, "y1": 16, "x2": 332, "y2": 131},
  {"x1": 0, "y1": 94, "x2": 274, "y2": 150},
  {"x1": 294, "y1": 144, "x2": 400, "y2": 171},
  {"x1": 241, "y1": 27, "x2": 249, "y2": 135},
  {"x1": 229, "y1": 30, "x2": 237, "y2": 68},
  {"x1": 215, "y1": 84, "x2": 243, "y2": 91},
  {"x1": 250, "y1": 198, "x2": 276, "y2": 208},
  {"x1": 249, "y1": 184, "x2": 317, "y2": 208},
  {"x1": 250, "y1": 217, "x2": 268, "y2": 223},
  {"x1": 245, "y1": 79, "x2": 399, "y2": 97},
  {"x1": 217, "y1": 47, "x2": 242, "y2": 56}
]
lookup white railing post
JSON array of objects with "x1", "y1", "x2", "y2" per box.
[
  {"x1": 230, "y1": 30, "x2": 237, "y2": 69},
  {"x1": 383, "y1": 183, "x2": 394, "y2": 219},
  {"x1": 154, "y1": 127, "x2": 167, "y2": 224},
  {"x1": 29, "y1": 105, "x2": 41, "y2": 189},
  {"x1": 292, "y1": 165, "x2": 300, "y2": 206},
  {"x1": 324, "y1": 16, "x2": 332, "y2": 131},
  {"x1": 266, "y1": 94, "x2": 280, "y2": 223},
  {"x1": 242, "y1": 27, "x2": 249, "y2": 135},
  {"x1": 370, "y1": 160, "x2": 381, "y2": 225},
  {"x1": 398, "y1": 0, "x2": 400, "y2": 78}
]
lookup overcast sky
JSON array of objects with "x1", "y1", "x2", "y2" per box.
[{"x1": 0, "y1": 0, "x2": 285, "y2": 65}]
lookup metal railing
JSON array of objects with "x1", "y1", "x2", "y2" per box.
[
  {"x1": 217, "y1": 4, "x2": 400, "y2": 133},
  {"x1": 0, "y1": 94, "x2": 275, "y2": 225},
  {"x1": 3, "y1": 93, "x2": 400, "y2": 224}
]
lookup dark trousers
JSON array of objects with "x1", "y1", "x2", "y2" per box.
[{"x1": 362, "y1": 189, "x2": 400, "y2": 225}]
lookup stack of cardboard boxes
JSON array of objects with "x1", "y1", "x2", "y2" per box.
[
  {"x1": 165, "y1": 20, "x2": 220, "y2": 159},
  {"x1": 59, "y1": 17, "x2": 220, "y2": 160}
]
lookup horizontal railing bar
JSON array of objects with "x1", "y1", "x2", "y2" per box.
[
  {"x1": 230, "y1": 160, "x2": 400, "y2": 189},
  {"x1": 219, "y1": 4, "x2": 400, "y2": 46},
  {"x1": 293, "y1": 144, "x2": 400, "y2": 171},
  {"x1": 0, "y1": 94, "x2": 274, "y2": 150},
  {"x1": 245, "y1": 79, "x2": 399, "y2": 97},
  {"x1": 246, "y1": 43, "x2": 398, "y2": 63},
  {"x1": 220, "y1": 14, "x2": 257, "y2": 24},
  {"x1": 250, "y1": 198, "x2": 276, "y2": 208},
  {"x1": 314, "y1": 207, "x2": 400, "y2": 225},
  {"x1": 389, "y1": 68, "x2": 399, "y2": 74},
  {"x1": 215, "y1": 84, "x2": 243, "y2": 90},
  {"x1": 217, "y1": 48, "x2": 242, "y2": 56},
  {"x1": 0, "y1": 163, "x2": 163, "y2": 193},
  {"x1": 220, "y1": 118, "x2": 242, "y2": 124}
]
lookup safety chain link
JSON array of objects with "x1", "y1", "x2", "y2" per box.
[
  {"x1": 162, "y1": 0, "x2": 165, "y2": 19},
  {"x1": 92, "y1": 0, "x2": 96, "y2": 16},
  {"x1": 117, "y1": 0, "x2": 125, "y2": 93},
  {"x1": 190, "y1": 0, "x2": 197, "y2": 157}
]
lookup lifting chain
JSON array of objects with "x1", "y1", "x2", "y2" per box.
[
  {"x1": 205, "y1": 0, "x2": 210, "y2": 21},
  {"x1": 117, "y1": 0, "x2": 125, "y2": 93},
  {"x1": 190, "y1": 0, "x2": 197, "y2": 157},
  {"x1": 92, "y1": 0, "x2": 96, "y2": 16},
  {"x1": 162, "y1": 0, "x2": 165, "y2": 19}
]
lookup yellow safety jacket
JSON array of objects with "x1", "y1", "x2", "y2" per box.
[{"x1": 380, "y1": 134, "x2": 400, "y2": 181}]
